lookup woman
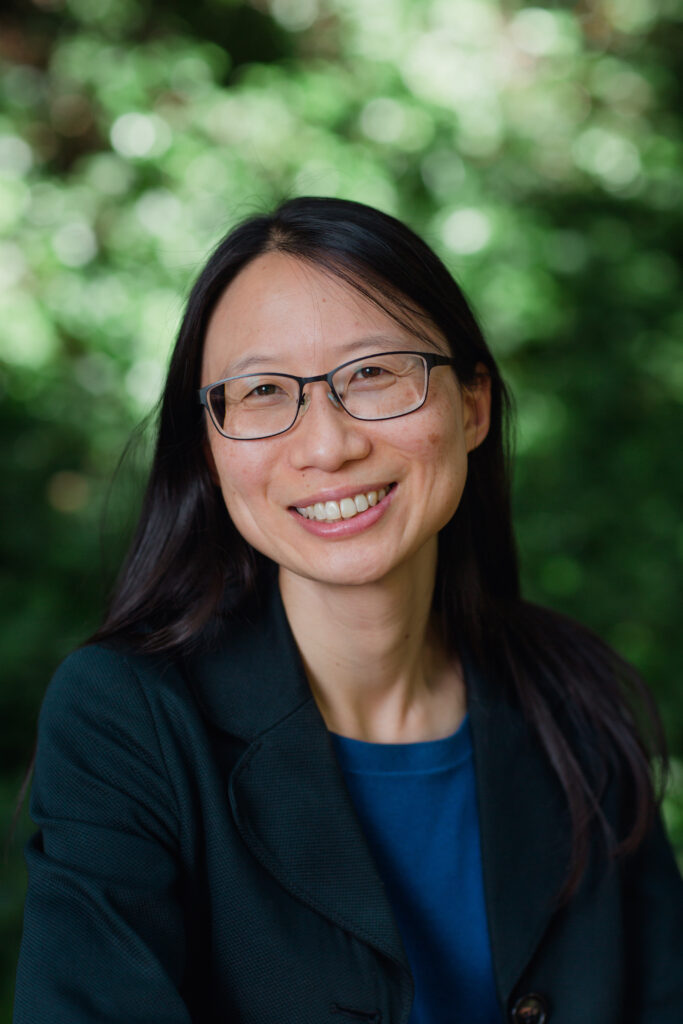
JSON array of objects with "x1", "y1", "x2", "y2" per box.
[{"x1": 14, "y1": 197, "x2": 683, "y2": 1024}]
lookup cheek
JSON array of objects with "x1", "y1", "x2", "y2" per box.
[
  {"x1": 403, "y1": 406, "x2": 465, "y2": 465},
  {"x1": 211, "y1": 445, "x2": 273, "y2": 514},
  {"x1": 429, "y1": 391, "x2": 468, "y2": 461},
  {"x1": 401, "y1": 404, "x2": 468, "y2": 515}
]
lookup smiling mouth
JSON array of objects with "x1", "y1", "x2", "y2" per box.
[{"x1": 294, "y1": 483, "x2": 396, "y2": 523}]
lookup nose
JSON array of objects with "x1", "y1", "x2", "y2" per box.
[{"x1": 288, "y1": 381, "x2": 371, "y2": 472}]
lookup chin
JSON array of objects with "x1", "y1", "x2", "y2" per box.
[{"x1": 280, "y1": 548, "x2": 417, "y2": 590}]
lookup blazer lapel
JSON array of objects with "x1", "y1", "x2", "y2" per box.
[
  {"x1": 188, "y1": 581, "x2": 410, "y2": 970},
  {"x1": 229, "y1": 697, "x2": 410, "y2": 967},
  {"x1": 465, "y1": 651, "x2": 571, "y2": 1002}
]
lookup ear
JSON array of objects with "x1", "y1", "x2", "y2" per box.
[
  {"x1": 203, "y1": 438, "x2": 220, "y2": 486},
  {"x1": 462, "y1": 362, "x2": 492, "y2": 453}
]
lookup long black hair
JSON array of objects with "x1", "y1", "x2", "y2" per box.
[{"x1": 90, "y1": 196, "x2": 664, "y2": 901}]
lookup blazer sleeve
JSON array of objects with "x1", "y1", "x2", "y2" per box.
[
  {"x1": 620, "y1": 805, "x2": 683, "y2": 1022},
  {"x1": 13, "y1": 646, "x2": 192, "y2": 1024}
]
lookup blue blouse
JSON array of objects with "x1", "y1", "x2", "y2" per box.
[{"x1": 330, "y1": 715, "x2": 502, "y2": 1024}]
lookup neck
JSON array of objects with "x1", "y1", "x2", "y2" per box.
[{"x1": 278, "y1": 545, "x2": 466, "y2": 743}]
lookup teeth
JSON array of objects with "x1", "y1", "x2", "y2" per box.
[
  {"x1": 295, "y1": 485, "x2": 392, "y2": 523},
  {"x1": 340, "y1": 498, "x2": 356, "y2": 519}
]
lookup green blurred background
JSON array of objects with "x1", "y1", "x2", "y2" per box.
[{"x1": 1, "y1": 0, "x2": 682, "y2": 1013}]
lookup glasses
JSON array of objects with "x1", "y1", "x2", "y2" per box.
[{"x1": 198, "y1": 350, "x2": 455, "y2": 440}]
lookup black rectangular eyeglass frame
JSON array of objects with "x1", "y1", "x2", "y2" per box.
[{"x1": 197, "y1": 350, "x2": 456, "y2": 440}]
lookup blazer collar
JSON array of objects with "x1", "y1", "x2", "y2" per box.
[
  {"x1": 187, "y1": 582, "x2": 570, "y2": 1002},
  {"x1": 187, "y1": 581, "x2": 313, "y2": 741}
]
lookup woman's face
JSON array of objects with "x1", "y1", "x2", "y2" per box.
[{"x1": 200, "y1": 252, "x2": 490, "y2": 591}]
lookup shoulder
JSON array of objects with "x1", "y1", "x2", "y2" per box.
[
  {"x1": 41, "y1": 642, "x2": 184, "y2": 725},
  {"x1": 36, "y1": 622, "x2": 265, "y2": 767},
  {"x1": 36, "y1": 642, "x2": 197, "y2": 787}
]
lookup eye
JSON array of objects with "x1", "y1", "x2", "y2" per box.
[
  {"x1": 354, "y1": 365, "x2": 386, "y2": 380},
  {"x1": 346, "y1": 363, "x2": 396, "y2": 390},
  {"x1": 233, "y1": 377, "x2": 294, "y2": 404},
  {"x1": 248, "y1": 383, "x2": 281, "y2": 398}
]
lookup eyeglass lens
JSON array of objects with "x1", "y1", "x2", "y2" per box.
[{"x1": 207, "y1": 352, "x2": 429, "y2": 439}]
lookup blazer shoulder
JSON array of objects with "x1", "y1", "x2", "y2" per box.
[
  {"x1": 44, "y1": 641, "x2": 184, "y2": 710},
  {"x1": 38, "y1": 642, "x2": 191, "y2": 764},
  {"x1": 33, "y1": 643, "x2": 190, "y2": 836}
]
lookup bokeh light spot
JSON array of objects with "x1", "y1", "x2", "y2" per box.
[
  {"x1": 0, "y1": 243, "x2": 28, "y2": 292},
  {"x1": 0, "y1": 135, "x2": 34, "y2": 176},
  {"x1": 509, "y1": 8, "x2": 578, "y2": 56},
  {"x1": 441, "y1": 208, "x2": 492, "y2": 254},
  {"x1": 573, "y1": 128, "x2": 641, "y2": 189},
  {"x1": 135, "y1": 190, "x2": 183, "y2": 238},
  {"x1": 125, "y1": 358, "x2": 164, "y2": 409},
  {"x1": 52, "y1": 221, "x2": 98, "y2": 267},
  {"x1": 360, "y1": 98, "x2": 407, "y2": 143},
  {"x1": 0, "y1": 294, "x2": 57, "y2": 368},
  {"x1": 110, "y1": 113, "x2": 171, "y2": 159},
  {"x1": 607, "y1": 0, "x2": 658, "y2": 34},
  {"x1": 270, "y1": 0, "x2": 319, "y2": 32},
  {"x1": 84, "y1": 153, "x2": 135, "y2": 196}
]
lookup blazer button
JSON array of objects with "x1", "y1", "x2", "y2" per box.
[{"x1": 511, "y1": 992, "x2": 549, "y2": 1024}]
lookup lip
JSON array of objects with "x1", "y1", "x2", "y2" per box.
[
  {"x1": 288, "y1": 481, "x2": 395, "y2": 510},
  {"x1": 288, "y1": 483, "x2": 396, "y2": 538}
]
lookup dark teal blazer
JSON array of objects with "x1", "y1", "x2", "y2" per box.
[{"x1": 14, "y1": 585, "x2": 683, "y2": 1023}]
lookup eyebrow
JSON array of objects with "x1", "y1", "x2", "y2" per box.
[{"x1": 215, "y1": 332, "x2": 444, "y2": 378}]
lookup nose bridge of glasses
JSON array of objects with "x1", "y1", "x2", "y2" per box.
[{"x1": 298, "y1": 374, "x2": 342, "y2": 414}]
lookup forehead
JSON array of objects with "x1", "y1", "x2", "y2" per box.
[{"x1": 201, "y1": 251, "x2": 444, "y2": 379}]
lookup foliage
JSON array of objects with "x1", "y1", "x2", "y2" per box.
[{"x1": 1, "y1": 0, "x2": 682, "y2": 1011}]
